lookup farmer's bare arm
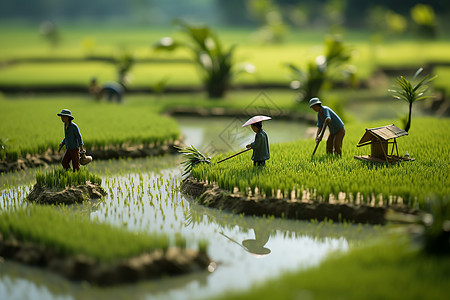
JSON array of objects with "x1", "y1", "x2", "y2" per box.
[{"x1": 317, "y1": 118, "x2": 331, "y2": 142}]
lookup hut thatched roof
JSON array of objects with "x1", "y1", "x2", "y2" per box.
[{"x1": 357, "y1": 124, "x2": 408, "y2": 145}]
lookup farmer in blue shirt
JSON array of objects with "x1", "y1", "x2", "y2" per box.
[
  {"x1": 57, "y1": 109, "x2": 84, "y2": 171},
  {"x1": 246, "y1": 122, "x2": 270, "y2": 166},
  {"x1": 89, "y1": 77, "x2": 124, "y2": 102},
  {"x1": 310, "y1": 98, "x2": 345, "y2": 156}
]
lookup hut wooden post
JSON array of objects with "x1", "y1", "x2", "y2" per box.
[
  {"x1": 377, "y1": 137, "x2": 389, "y2": 162},
  {"x1": 394, "y1": 138, "x2": 399, "y2": 157}
]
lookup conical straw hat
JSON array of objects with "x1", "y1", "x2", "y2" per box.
[{"x1": 241, "y1": 115, "x2": 272, "y2": 127}]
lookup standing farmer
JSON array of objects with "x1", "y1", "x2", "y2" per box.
[
  {"x1": 57, "y1": 109, "x2": 84, "y2": 171},
  {"x1": 309, "y1": 98, "x2": 345, "y2": 156},
  {"x1": 243, "y1": 117, "x2": 270, "y2": 167}
]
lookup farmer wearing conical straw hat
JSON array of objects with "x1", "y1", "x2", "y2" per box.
[
  {"x1": 243, "y1": 116, "x2": 271, "y2": 166},
  {"x1": 57, "y1": 109, "x2": 84, "y2": 171},
  {"x1": 309, "y1": 98, "x2": 345, "y2": 156}
]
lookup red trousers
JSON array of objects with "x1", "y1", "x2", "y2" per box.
[{"x1": 61, "y1": 149, "x2": 80, "y2": 171}]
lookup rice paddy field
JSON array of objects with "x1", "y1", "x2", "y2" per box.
[
  {"x1": 193, "y1": 117, "x2": 450, "y2": 208},
  {"x1": 1, "y1": 113, "x2": 449, "y2": 299},
  {"x1": 0, "y1": 24, "x2": 449, "y2": 300},
  {"x1": 0, "y1": 95, "x2": 180, "y2": 160},
  {"x1": 0, "y1": 155, "x2": 384, "y2": 300},
  {"x1": 1, "y1": 26, "x2": 450, "y2": 90}
]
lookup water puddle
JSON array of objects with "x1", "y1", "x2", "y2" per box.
[{"x1": 176, "y1": 116, "x2": 310, "y2": 153}]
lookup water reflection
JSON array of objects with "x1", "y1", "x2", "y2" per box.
[
  {"x1": 221, "y1": 227, "x2": 272, "y2": 256},
  {"x1": 176, "y1": 116, "x2": 309, "y2": 153},
  {"x1": 0, "y1": 157, "x2": 383, "y2": 300}
]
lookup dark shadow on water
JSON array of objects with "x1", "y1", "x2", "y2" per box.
[{"x1": 220, "y1": 226, "x2": 272, "y2": 257}]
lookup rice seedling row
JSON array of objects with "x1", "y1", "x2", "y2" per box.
[
  {"x1": 35, "y1": 167, "x2": 102, "y2": 189},
  {"x1": 0, "y1": 205, "x2": 174, "y2": 262},
  {"x1": 192, "y1": 118, "x2": 450, "y2": 208},
  {"x1": 0, "y1": 97, "x2": 180, "y2": 161},
  {"x1": 0, "y1": 167, "x2": 209, "y2": 262}
]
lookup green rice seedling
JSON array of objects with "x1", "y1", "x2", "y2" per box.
[
  {"x1": 0, "y1": 205, "x2": 181, "y2": 261},
  {"x1": 0, "y1": 96, "x2": 180, "y2": 160},
  {"x1": 192, "y1": 118, "x2": 450, "y2": 209},
  {"x1": 174, "y1": 233, "x2": 187, "y2": 249},
  {"x1": 35, "y1": 167, "x2": 102, "y2": 188}
]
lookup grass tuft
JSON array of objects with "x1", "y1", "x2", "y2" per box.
[{"x1": 35, "y1": 167, "x2": 102, "y2": 188}]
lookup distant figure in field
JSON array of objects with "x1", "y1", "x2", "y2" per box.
[
  {"x1": 309, "y1": 97, "x2": 345, "y2": 156},
  {"x1": 57, "y1": 109, "x2": 84, "y2": 171},
  {"x1": 89, "y1": 77, "x2": 124, "y2": 102}
]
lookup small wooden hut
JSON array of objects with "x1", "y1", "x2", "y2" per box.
[{"x1": 354, "y1": 124, "x2": 413, "y2": 163}]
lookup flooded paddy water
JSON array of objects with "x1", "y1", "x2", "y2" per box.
[{"x1": 0, "y1": 118, "x2": 384, "y2": 300}]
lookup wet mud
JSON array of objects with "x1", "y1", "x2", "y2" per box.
[
  {"x1": 27, "y1": 182, "x2": 106, "y2": 204},
  {"x1": 0, "y1": 233, "x2": 212, "y2": 286},
  {"x1": 181, "y1": 177, "x2": 419, "y2": 225}
]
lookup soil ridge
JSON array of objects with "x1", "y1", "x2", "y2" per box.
[
  {"x1": 0, "y1": 141, "x2": 181, "y2": 174},
  {"x1": 0, "y1": 233, "x2": 212, "y2": 286},
  {"x1": 181, "y1": 177, "x2": 419, "y2": 225},
  {"x1": 27, "y1": 181, "x2": 106, "y2": 204}
]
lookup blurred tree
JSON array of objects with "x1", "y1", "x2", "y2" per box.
[
  {"x1": 0, "y1": 0, "x2": 449, "y2": 28},
  {"x1": 246, "y1": 0, "x2": 289, "y2": 43},
  {"x1": 154, "y1": 20, "x2": 255, "y2": 99},
  {"x1": 284, "y1": 3, "x2": 309, "y2": 28},
  {"x1": 385, "y1": 10, "x2": 408, "y2": 36},
  {"x1": 286, "y1": 35, "x2": 356, "y2": 103},
  {"x1": 115, "y1": 48, "x2": 135, "y2": 87},
  {"x1": 39, "y1": 20, "x2": 60, "y2": 48},
  {"x1": 411, "y1": 4, "x2": 437, "y2": 38},
  {"x1": 323, "y1": 0, "x2": 347, "y2": 33},
  {"x1": 216, "y1": 0, "x2": 253, "y2": 25}
]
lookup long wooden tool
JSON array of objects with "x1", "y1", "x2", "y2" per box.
[
  {"x1": 217, "y1": 148, "x2": 251, "y2": 164},
  {"x1": 312, "y1": 140, "x2": 321, "y2": 156}
]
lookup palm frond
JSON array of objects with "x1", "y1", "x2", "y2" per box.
[
  {"x1": 390, "y1": 69, "x2": 437, "y2": 104},
  {"x1": 389, "y1": 67, "x2": 437, "y2": 132},
  {"x1": 175, "y1": 145, "x2": 211, "y2": 176}
]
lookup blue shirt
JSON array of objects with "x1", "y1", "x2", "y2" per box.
[
  {"x1": 317, "y1": 106, "x2": 344, "y2": 135},
  {"x1": 61, "y1": 122, "x2": 83, "y2": 150},
  {"x1": 251, "y1": 129, "x2": 270, "y2": 161}
]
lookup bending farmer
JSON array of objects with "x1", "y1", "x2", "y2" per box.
[
  {"x1": 57, "y1": 109, "x2": 84, "y2": 171},
  {"x1": 89, "y1": 77, "x2": 124, "y2": 102},
  {"x1": 246, "y1": 121, "x2": 270, "y2": 166},
  {"x1": 309, "y1": 97, "x2": 345, "y2": 156}
]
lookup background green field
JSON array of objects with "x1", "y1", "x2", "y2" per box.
[
  {"x1": 1, "y1": 26, "x2": 449, "y2": 91},
  {"x1": 0, "y1": 95, "x2": 180, "y2": 160}
]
